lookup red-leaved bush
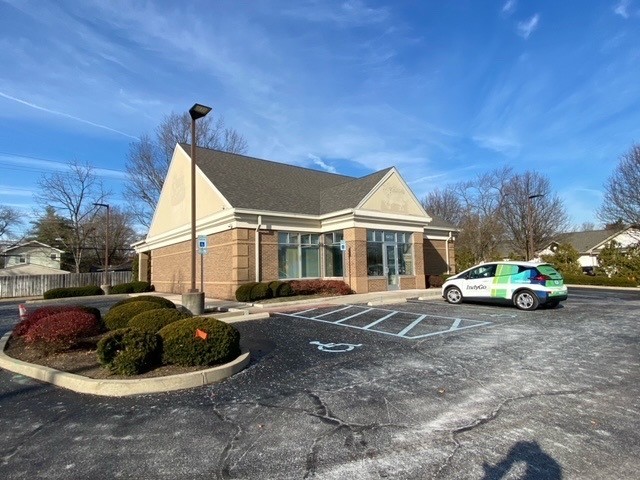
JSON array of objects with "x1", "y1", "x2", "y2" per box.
[
  {"x1": 13, "y1": 305, "x2": 99, "y2": 338},
  {"x1": 288, "y1": 280, "x2": 353, "y2": 296},
  {"x1": 24, "y1": 311, "x2": 102, "y2": 353}
]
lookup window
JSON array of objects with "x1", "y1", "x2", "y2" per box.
[
  {"x1": 324, "y1": 232, "x2": 344, "y2": 277},
  {"x1": 50, "y1": 253, "x2": 57, "y2": 260},
  {"x1": 468, "y1": 264, "x2": 497, "y2": 279},
  {"x1": 366, "y1": 230, "x2": 414, "y2": 276},
  {"x1": 19, "y1": 254, "x2": 26, "y2": 264},
  {"x1": 278, "y1": 232, "x2": 320, "y2": 279}
]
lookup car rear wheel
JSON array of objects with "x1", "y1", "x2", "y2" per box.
[
  {"x1": 514, "y1": 290, "x2": 539, "y2": 311},
  {"x1": 445, "y1": 286, "x2": 463, "y2": 304}
]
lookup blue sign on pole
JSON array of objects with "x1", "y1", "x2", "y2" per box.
[{"x1": 198, "y1": 235, "x2": 207, "y2": 255}]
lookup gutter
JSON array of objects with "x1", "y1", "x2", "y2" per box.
[{"x1": 255, "y1": 215, "x2": 262, "y2": 282}]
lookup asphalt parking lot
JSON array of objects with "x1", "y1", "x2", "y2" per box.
[{"x1": 0, "y1": 288, "x2": 639, "y2": 479}]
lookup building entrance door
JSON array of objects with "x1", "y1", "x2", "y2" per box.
[{"x1": 385, "y1": 244, "x2": 399, "y2": 291}]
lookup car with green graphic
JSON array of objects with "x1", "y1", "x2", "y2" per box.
[{"x1": 442, "y1": 261, "x2": 568, "y2": 311}]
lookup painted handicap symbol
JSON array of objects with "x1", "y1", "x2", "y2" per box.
[{"x1": 309, "y1": 341, "x2": 362, "y2": 353}]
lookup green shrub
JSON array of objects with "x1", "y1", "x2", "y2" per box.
[
  {"x1": 235, "y1": 282, "x2": 258, "y2": 302},
  {"x1": 24, "y1": 311, "x2": 102, "y2": 354},
  {"x1": 111, "y1": 295, "x2": 176, "y2": 310},
  {"x1": 129, "y1": 308, "x2": 192, "y2": 333},
  {"x1": 97, "y1": 328, "x2": 161, "y2": 376},
  {"x1": 276, "y1": 281, "x2": 293, "y2": 297},
  {"x1": 426, "y1": 275, "x2": 444, "y2": 288},
  {"x1": 563, "y1": 274, "x2": 637, "y2": 287},
  {"x1": 110, "y1": 281, "x2": 155, "y2": 294},
  {"x1": 250, "y1": 282, "x2": 273, "y2": 301},
  {"x1": 158, "y1": 317, "x2": 241, "y2": 367},
  {"x1": 267, "y1": 281, "x2": 284, "y2": 297},
  {"x1": 104, "y1": 301, "x2": 166, "y2": 330},
  {"x1": 43, "y1": 285, "x2": 104, "y2": 299}
]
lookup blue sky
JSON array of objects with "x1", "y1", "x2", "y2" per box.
[{"x1": 1, "y1": 0, "x2": 639, "y2": 235}]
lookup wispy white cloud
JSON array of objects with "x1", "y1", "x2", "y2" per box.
[
  {"x1": 0, "y1": 186, "x2": 33, "y2": 197},
  {"x1": 473, "y1": 134, "x2": 521, "y2": 155},
  {"x1": 0, "y1": 91, "x2": 139, "y2": 140},
  {"x1": 517, "y1": 14, "x2": 540, "y2": 38},
  {"x1": 502, "y1": 0, "x2": 517, "y2": 15},
  {"x1": 308, "y1": 154, "x2": 338, "y2": 174},
  {"x1": 614, "y1": 0, "x2": 631, "y2": 18},
  {"x1": 283, "y1": 0, "x2": 389, "y2": 26},
  {"x1": 0, "y1": 153, "x2": 127, "y2": 180}
]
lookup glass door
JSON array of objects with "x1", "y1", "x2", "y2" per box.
[{"x1": 385, "y1": 244, "x2": 399, "y2": 290}]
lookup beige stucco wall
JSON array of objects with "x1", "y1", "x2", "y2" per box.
[
  {"x1": 359, "y1": 172, "x2": 426, "y2": 217},
  {"x1": 147, "y1": 148, "x2": 228, "y2": 239}
]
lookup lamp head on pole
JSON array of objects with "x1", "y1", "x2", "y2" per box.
[{"x1": 189, "y1": 103, "x2": 212, "y2": 121}]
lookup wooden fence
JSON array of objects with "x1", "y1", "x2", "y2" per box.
[{"x1": 0, "y1": 272, "x2": 133, "y2": 298}]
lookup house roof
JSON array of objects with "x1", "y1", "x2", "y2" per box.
[
  {"x1": 2, "y1": 240, "x2": 64, "y2": 253},
  {"x1": 425, "y1": 214, "x2": 459, "y2": 231},
  {"x1": 550, "y1": 229, "x2": 619, "y2": 253},
  {"x1": 182, "y1": 144, "x2": 395, "y2": 216}
]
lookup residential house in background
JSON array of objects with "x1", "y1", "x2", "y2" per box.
[
  {"x1": 0, "y1": 240, "x2": 69, "y2": 276},
  {"x1": 538, "y1": 226, "x2": 640, "y2": 273},
  {"x1": 133, "y1": 145, "x2": 456, "y2": 300}
]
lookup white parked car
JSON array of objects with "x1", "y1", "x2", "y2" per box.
[{"x1": 442, "y1": 261, "x2": 568, "y2": 311}]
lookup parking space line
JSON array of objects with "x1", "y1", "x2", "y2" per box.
[
  {"x1": 295, "y1": 307, "x2": 320, "y2": 316},
  {"x1": 362, "y1": 311, "x2": 398, "y2": 329},
  {"x1": 334, "y1": 308, "x2": 374, "y2": 324},
  {"x1": 397, "y1": 314, "x2": 427, "y2": 336},
  {"x1": 449, "y1": 318, "x2": 462, "y2": 330},
  {"x1": 314, "y1": 305, "x2": 352, "y2": 318}
]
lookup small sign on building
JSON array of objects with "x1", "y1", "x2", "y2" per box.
[{"x1": 339, "y1": 240, "x2": 346, "y2": 252}]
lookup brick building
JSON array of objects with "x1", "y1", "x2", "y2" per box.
[{"x1": 133, "y1": 145, "x2": 456, "y2": 300}]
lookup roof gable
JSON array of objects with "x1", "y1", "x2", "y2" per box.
[
  {"x1": 184, "y1": 145, "x2": 393, "y2": 215},
  {"x1": 357, "y1": 168, "x2": 430, "y2": 219}
]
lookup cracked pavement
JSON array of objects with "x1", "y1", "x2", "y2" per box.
[{"x1": 0, "y1": 287, "x2": 639, "y2": 479}]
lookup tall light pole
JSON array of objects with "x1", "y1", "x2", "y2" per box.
[
  {"x1": 183, "y1": 103, "x2": 211, "y2": 315},
  {"x1": 527, "y1": 194, "x2": 544, "y2": 261},
  {"x1": 93, "y1": 203, "x2": 110, "y2": 292}
]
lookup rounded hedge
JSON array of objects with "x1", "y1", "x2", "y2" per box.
[
  {"x1": 24, "y1": 311, "x2": 102, "y2": 354},
  {"x1": 43, "y1": 285, "x2": 104, "y2": 299},
  {"x1": 104, "y1": 301, "x2": 166, "y2": 330},
  {"x1": 111, "y1": 295, "x2": 176, "y2": 310},
  {"x1": 97, "y1": 327, "x2": 161, "y2": 376},
  {"x1": 13, "y1": 305, "x2": 102, "y2": 338},
  {"x1": 158, "y1": 317, "x2": 241, "y2": 367},
  {"x1": 235, "y1": 282, "x2": 258, "y2": 302},
  {"x1": 128, "y1": 308, "x2": 192, "y2": 333},
  {"x1": 250, "y1": 282, "x2": 273, "y2": 301},
  {"x1": 110, "y1": 281, "x2": 155, "y2": 294},
  {"x1": 276, "y1": 281, "x2": 293, "y2": 297}
]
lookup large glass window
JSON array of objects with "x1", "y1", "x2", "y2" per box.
[
  {"x1": 278, "y1": 232, "x2": 320, "y2": 279},
  {"x1": 324, "y1": 232, "x2": 344, "y2": 277},
  {"x1": 367, "y1": 230, "x2": 414, "y2": 276}
]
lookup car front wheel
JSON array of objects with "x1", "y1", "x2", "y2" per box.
[
  {"x1": 445, "y1": 286, "x2": 463, "y2": 305},
  {"x1": 514, "y1": 290, "x2": 539, "y2": 311}
]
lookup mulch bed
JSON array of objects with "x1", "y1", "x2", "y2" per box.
[{"x1": 4, "y1": 334, "x2": 207, "y2": 380}]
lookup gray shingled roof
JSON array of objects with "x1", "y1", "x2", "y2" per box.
[
  {"x1": 552, "y1": 229, "x2": 618, "y2": 252},
  {"x1": 184, "y1": 145, "x2": 393, "y2": 215},
  {"x1": 425, "y1": 214, "x2": 459, "y2": 230}
]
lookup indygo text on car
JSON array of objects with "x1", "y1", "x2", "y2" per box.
[{"x1": 442, "y1": 261, "x2": 568, "y2": 311}]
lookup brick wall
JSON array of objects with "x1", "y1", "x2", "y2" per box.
[
  {"x1": 259, "y1": 230, "x2": 279, "y2": 282},
  {"x1": 344, "y1": 227, "x2": 367, "y2": 293},
  {"x1": 424, "y1": 238, "x2": 455, "y2": 275}
]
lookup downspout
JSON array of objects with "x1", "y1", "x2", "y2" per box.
[
  {"x1": 255, "y1": 215, "x2": 262, "y2": 282},
  {"x1": 445, "y1": 231, "x2": 453, "y2": 274}
]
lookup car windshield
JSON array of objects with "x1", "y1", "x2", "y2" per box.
[{"x1": 537, "y1": 264, "x2": 563, "y2": 279}]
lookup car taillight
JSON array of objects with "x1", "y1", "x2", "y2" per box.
[{"x1": 533, "y1": 274, "x2": 551, "y2": 282}]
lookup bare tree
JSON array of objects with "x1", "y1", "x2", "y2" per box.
[
  {"x1": 125, "y1": 111, "x2": 248, "y2": 228},
  {"x1": 35, "y1": 161, "x2": 109, "y2": 273},
  {"x1": 599, "y1": 144, "x2": 640, "y2": 227},
  {"x1": 421, "y1": 187, "x2": 463, "y2": 225},
  {"x1": 500, "y1": 171, "x2": 569, "y2": 260},
  {"x1": 84, "y1": 206, "x2": 138, "y2": 270},
  {"x1": 0, "y1": 205, "x2": 22, "y2": 240}
]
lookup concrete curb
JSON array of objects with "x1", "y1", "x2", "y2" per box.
[
  {"x1": 0, "y1": 332, "x2": 250, "y2": 397},
  {"x1": 204, "y1": 311, "x2": 271, "y2": 323}
]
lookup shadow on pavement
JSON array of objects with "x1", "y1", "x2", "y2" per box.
[{"x1": 482, "y1": 441, "x2": 562, "y2": 479}]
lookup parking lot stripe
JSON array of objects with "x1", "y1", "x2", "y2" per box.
[
  {"x1": 362, "y1": 311, "x2": 398, "y2": 329},
  {"x1": 449, "y1": 318, "x2": 462, "y2": 330},
  {"x1": 397, "y1": 314, "x2": 427, "y2": 336},
  {"x1": 334, "y1": 308, "x2": 374, "y2": 324},
  {"x1": 294, "y1": 307, "x2": 320, "y2": 316},
  {"x1": 313, "y1": 305, "x2": 352, "y2": 318}
]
